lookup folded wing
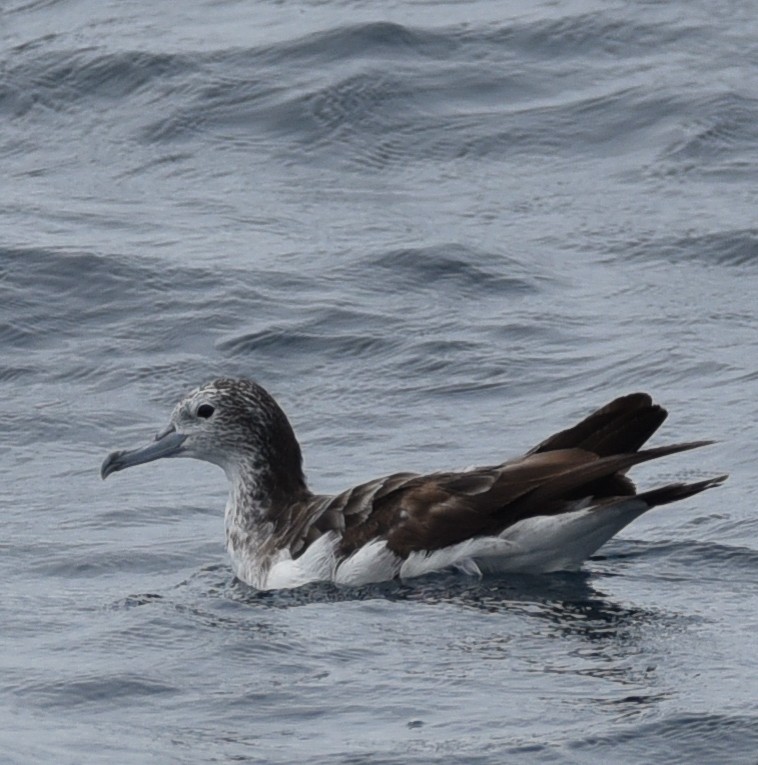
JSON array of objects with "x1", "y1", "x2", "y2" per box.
[{"x1": 288, "y1": 393, "x2": 725, "y2": 561}]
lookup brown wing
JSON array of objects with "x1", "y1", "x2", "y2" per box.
[
  {"x1": 287, "y1": 394, "x2": 718, "y2": 560},
  {"x1": 281, "y1": 471, "x2": 420, "y2": 555},
  {"x1": 527, "y1": 392, "x2": 667, "y2": 457},
  {"x1": 335, "y1": 441, "x2": 712, "y2": 557},
  {"x1": 346, "y1": 449, "x2": 599, "y2": 557}
]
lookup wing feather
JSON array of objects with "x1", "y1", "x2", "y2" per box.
[{"x1": 287, "y1": 394, "x2": 721, "y2": 563}]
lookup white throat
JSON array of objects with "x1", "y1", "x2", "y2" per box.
[{"x1": 223, "y1": 468, "x2": 279, "y2": 589}]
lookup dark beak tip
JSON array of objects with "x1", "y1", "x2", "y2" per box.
[{"x1": 100, "y1": 450, "x2": 123, "y2": 480}]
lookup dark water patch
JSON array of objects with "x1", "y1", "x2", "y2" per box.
[
  {"x1": 219, "y1": 327, "x2": 393, "y2": 359},
  {"x1": 609, "y1": 229, "x2": 758, "y2": 268},
  {"x1": 223, "y1": 569, "x2": 659, "y2": 633},
  {"x1": 273, "y1": 81, "x2": 645, "y2": 167},
  {"x1": 472, "y1": 13, "x2": 706, "y2": 62},
  {"x1": 140, "y1": 23, "x2": 454, "y2": 145},
  {"x1": 0, "y1": 48, "x2": 195, "y2": 117},
  {"x1": 399, "y1": 338, "x2": 491, "y2": 376},
  {"x1": 0, "y1": 364, "x2": 37, "y2": 382},
  {"x1": 569, "y1": 713, "x2": 758, "y2": 765},
  {"x1": 264, "y1": 21, "x2": 459, "y2": 65},
  {"x1": 216, "y1": 301, "x2": 405, "y2": 362},
  {"x1": 594, "y1": 690, "x2": 671, "y2": 715},
  {"x1": 601, "y1": 347, "x2": 733, "y2": 389},
  {"x1": 143, "y1": 75, "x2": 285, "y2": 144},
  {"x1": 294, "y1": 85, "x2": 686, "y2": 170},
  {"x1": 1, "y1": 246, "x2": 271, "y2": 371},
  {"x1": 118, "y1": 21, "x2": 691, "y2": 166},
  {"x1": 27, "y1": 543, "x2": 202, "y2": 579},
  {"x1": 598, "y1": 538, "x2": 758, "y2": 585},
  {"x1": 0, "y1": 319, "x2": 38, "y2": 348},
  {"x1": 372, "y1": 245, "x2": 538, "y2": 295},
  {"x1": 16, "y1": 673, "x2": 177, "y2": 710},
  {"x1": 114, "y1": 592, "x2": 164, "y2": 609},
  {"x1": 136, "y1": 23, "x2": 463, "y2": 144},
  {"x1": 114, "y1": 359, "x2": 225, "y2": 390},
  {"x1": 299, "y1": 70, "x2": 415, "y2": 136},
  {"x1": 2, "y1": 246, "x2": 202, "y2": 315},
  {"x1": 267, "y1": 14, "x2": 703, "y2": 71},
  {"x1": 222, "y1": 572, "x2": 673, "y2": 653},
  {"x1": 3, "y1": 24, "x2": 454, "y2": 141},
  {"x1": 657, "y1": 92, "x2": 758, "y2": 176}
]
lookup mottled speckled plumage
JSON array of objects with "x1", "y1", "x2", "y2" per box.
[{"x1": 101, "y1": 378, "x2": 726, "y2": 589}]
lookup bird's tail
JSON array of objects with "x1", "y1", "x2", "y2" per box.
[{"x1": 636, "y1": 474, "x2": 728, "y2": 507}]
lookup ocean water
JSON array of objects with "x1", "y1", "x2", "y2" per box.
[{"x1": 2, "y1": 0, "x2": 757, "y2": 762}]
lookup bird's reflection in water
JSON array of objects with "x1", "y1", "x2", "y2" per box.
[
  {"x1": 226, "y1": 567, "x2": 662, "y2": 645},
  {"x1": 123, "y1": 563, "x2": 678, "y2": 717}
]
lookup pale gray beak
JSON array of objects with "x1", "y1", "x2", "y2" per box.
[{"x1": 101, "y1": 424, "x2": 187, "y2": 479}]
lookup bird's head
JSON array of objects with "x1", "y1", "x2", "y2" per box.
[{"x1": 101, "y1": 378, "x2": 305, "y2": 490}]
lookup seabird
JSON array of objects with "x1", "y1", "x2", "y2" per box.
[{"x1": 101, "y1": 379, "x2": 726, "y2": 590}]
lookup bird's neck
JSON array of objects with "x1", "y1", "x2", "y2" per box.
[{"x1": 223, "y1": 461, "x2": 313, "y2": 587}]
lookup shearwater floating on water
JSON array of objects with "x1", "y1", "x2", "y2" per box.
[{"x1": 101, "y1": 379, "x2": 726, "y2": 590}]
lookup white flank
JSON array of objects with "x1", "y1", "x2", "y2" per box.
[
  {"x1": 334, "y1": 539, "x2": 402, "y2": 586},
  {"x1": 400, "y1": 537, "x2": 517, "y2": 579},
  {"x1": 260, "y1": 533, "x2": 339, "y2": 590},
  {"x1": 479, "y1": 498, "x2": 650, "y2": 574}
]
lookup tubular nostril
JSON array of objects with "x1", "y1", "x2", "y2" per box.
[{"x1": 155, "y1": 424, "x2": 176, "y2": 441}]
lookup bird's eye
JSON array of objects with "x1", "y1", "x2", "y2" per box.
[{"x1": 197, "y1": 404, "x2": 215, "y2": 419}]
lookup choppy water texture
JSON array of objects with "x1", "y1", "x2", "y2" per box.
[{"x1": 2, "y1": 0, "x2": 758, "y2": 762}]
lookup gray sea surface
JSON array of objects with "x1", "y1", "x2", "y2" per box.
[{"x1": 2, "y1": 0, "x2": 757, "y2": 762}]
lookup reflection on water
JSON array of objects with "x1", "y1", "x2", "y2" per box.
[{"x1": 223, "y1": 569, "x2": 655, "y2": 636}]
